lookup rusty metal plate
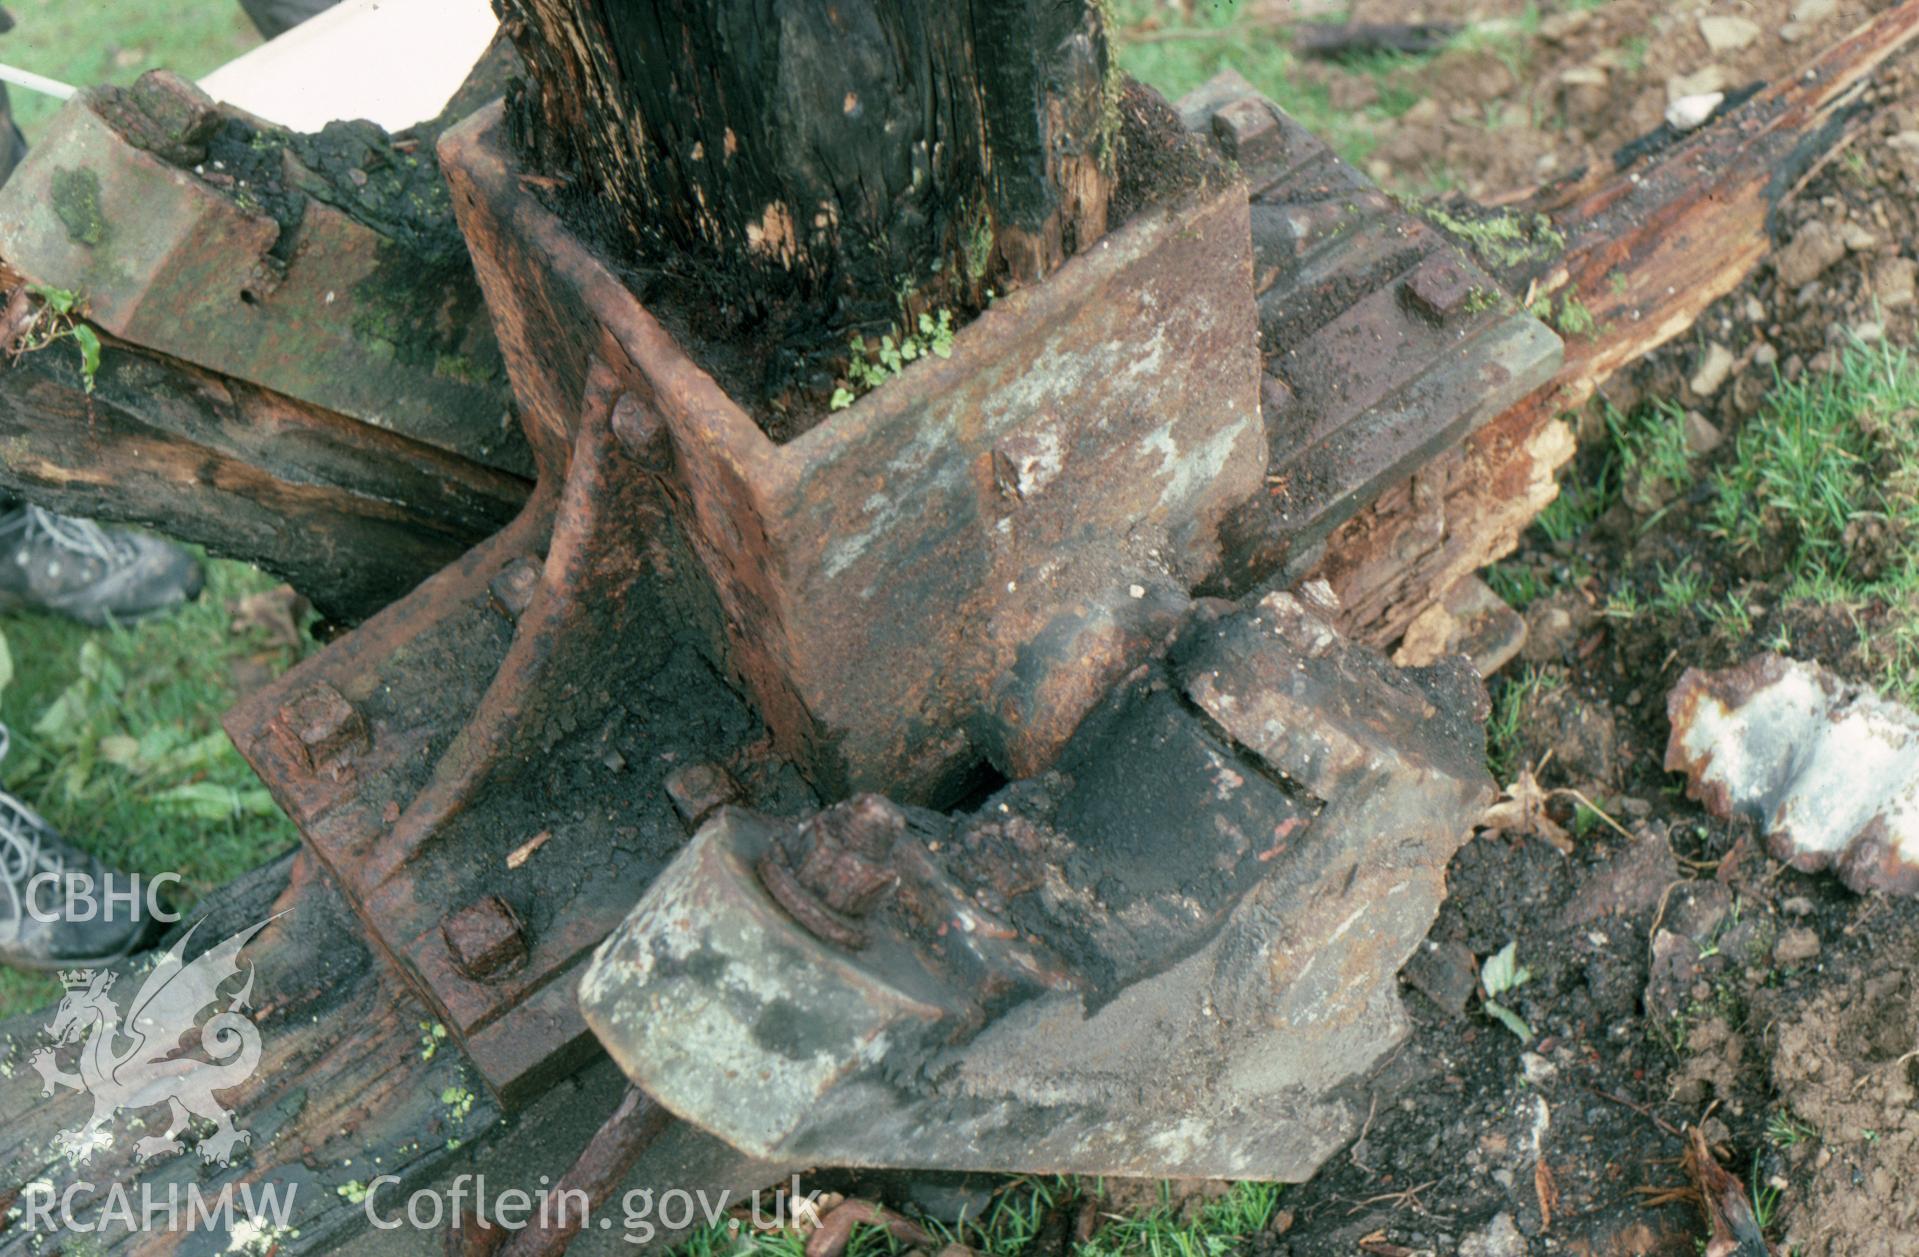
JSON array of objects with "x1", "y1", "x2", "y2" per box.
[
  {"x1": 0, "y1": 95, "x2": 527, "y2": 475},
  {"x1": 443, "y1": 104, "x2": 1264, "y2": 804}
]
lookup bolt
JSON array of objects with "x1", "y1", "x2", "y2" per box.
[
  {"x1": 488, "y1": 556, "x2": 543, "y2": 621},
  {"x1": 610, "y1": 392, "x2": 670, "y2": 468},
  {"x1": 442, "y1": 894, "x2": 529, "y2": 982},
  {"x1": 1211, "y1": 97, "x2": 1283, "y2": 168},
  {"x1": 1404, "y1": 255, "x2": 1475, "y2": 322},
  {"x1": 756, "y1": 794, "x2": 907, "y2": 949},
  {"x1": 664, "y1": 762, "x2": 741, "y2": 832},
  {"x1": 269, "y1": 682, "x2": 368, "y2": 779}
]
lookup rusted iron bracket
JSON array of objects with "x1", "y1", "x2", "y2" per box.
[{"x1": 223, "y1": 78, "x2": 1552, "y2": 1114}]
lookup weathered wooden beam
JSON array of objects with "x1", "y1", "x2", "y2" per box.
[
  {"x1": 1310, "y1": 2, "x2": 1919, "y2": 657},
  {"x1": 0, "y1": 268, "x2": 531, "y2": 623},
  {"x1": 0, "y1": 852, "x2": 788, "y2": 1254}
]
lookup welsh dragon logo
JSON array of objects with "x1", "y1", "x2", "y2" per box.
[{"x1": 28, "y1": 917, "x2": 275, "y2": 1167}]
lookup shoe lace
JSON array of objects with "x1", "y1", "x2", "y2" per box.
[
  {"x1": 0, "y1": 724, "x2": 87, "y2": 936},
  {"x1": 0, "y1": 505, "x2": 135, "y2": 566}
]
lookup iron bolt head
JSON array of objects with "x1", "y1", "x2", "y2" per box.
[
  {"x1": 443, "y1": 894, "x2": 529, "y2": 982},
  {"x1": 1404, "y1": 256, "x2": 1476, "y2": 322},
  {"x1": 270, "y1": 682, "x2": 368, "y2": 778},
  {"x1": 1211, "y1": 98, "x2": 1282, "y2": 167},
  {"x1": 791, "y1": 794, "x2": 905, "y2": 915},
  {"x1": 488, "y1": 556, "x2": 543, "y2": 621},
  {"x1": 664, "y1": 762, "x2": 742, "y2": 832}
]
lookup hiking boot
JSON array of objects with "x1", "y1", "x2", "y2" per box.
[
  {"x1": 0, "y1": 726, "x2": 158, "y2": 971},
  {"x1": 0, "y1": 504, "x2": 203, "y2": 625}
]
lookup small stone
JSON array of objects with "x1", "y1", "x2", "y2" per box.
[
  {"x1": 1403, "y1": 938, "x2": 1479, "y2": 1016},
  {"x1": 1539, "y1": 9, "x2": 1593, "y2": 41},
  {"x1": 1779, "y1": 20, "x2": 1809, "y2": 41},
  {"x1": 1699, "y1": 15, "x2": 1761, "y2": 52},
  {"x1": 1753, "y1": 341, "x2": 1779, "y2": 368},
  {"x1": 1559, "y1": 65, "x2": 1610, "y2": 125},
  {"x1": 1690, "y1": 343, "x2": 1736, "y2": 397},
  {"x1": 1666, "y1": 91, "x2": 1724, "y2": 132},
  {"x1": 1684, "y1": 410, "x2": 1724, "y2": 455},
  {"x1": 1872, "y1": 255, "x2": 1918, "y2": 309},
  {"x1": 1843, "y1": 221, "x2": 1879, "y2": 252},
  {"x1": 1853, "y1": 320, "x2": 1886, "y2": 344},
  {"x1": 1774, "y1": 220, "x2": 1846, "y2": 288},
  {"x1": 1668, "y1": 66, "x2": 1730, "y2": 104},
  {"x1": 1460, "y1": 1212, "x2": 1526, "y2": 1257},
  {"x1": 1775, "y1": 927, "x2": 1822, "y2": 965},
  {"x1": 1782, "y1": 895, "x2": 1816, "y2": 916},
  {"x1": 1792, "y1": 0, "x2": 1837, "y2": 20},
  {"x1": 1743, "y1": 295, "x2": 1766, "y2": 323}
]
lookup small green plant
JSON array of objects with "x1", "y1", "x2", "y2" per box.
[
  {"x1": 10, "y1": 284, "x2": 103, "y2": 393},
  {"x1": 1652, "y1": 563, "x2": 1706, "y2": 616},
  {"x1": 1536, "y1": 458, "x2": 1615, "y2": 544},
  {"x1": 1485, "y1": 666, "x2": 1555, "y2": 780},
  {"x1": 1703, "y1": 594, "x2": 1754, "y2": 639},
  {"x1": 1750, "y1": 1153, "x2": 1784, "y2": 1230},
  {"x1": 1485, "y1": 562, "x2": 1546, "y2": 610},
  {"x1": 1480, "y1": 941, "x2": 1533, "y2": 1042},
  {"x1": 831, "y1": 310, "x2": 958, "y2": 410},
  {"x1": 1601, "y1": 586, "x2": 1642, "y2": 621},
  {"x1": 1767, "y1": 1111, "x2": 1817, "y2": 1149},
  {"x1": 1607, "y1": 399, "x2": 1696, "y2": 514}
]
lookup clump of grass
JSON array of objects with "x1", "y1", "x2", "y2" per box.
[
  {"x1": 1486, "y1": 665, "x2": 1558, "y2": 780},
  {"x1": 1608, "y1": 399, "x2": 1696, "y2": 515},
  {"x1": 1651, "y1": 562, "x2": 1706, "y2": 617},
  {"x1": 1485, "y1": 562, "x2": 1547, "y2": 611},
  {"x1": 0, "y1": 555, "x2": 310, "y2": 1018},
  {"x1": 1706, "y1": 342, "x2": 1919, "y2": 696},
  {"x1": 1107, "y1": 0, "x2": 1435, "y2": 168},
  {"x1": 1708, "y1": 344, "x2": 1917, "y2": 569},
  {"x1": 665, "y1": 1179, "x2": 1280, "y2": 1257},
  {"x1": 1536, "y1": 457, "x2": 1615, "y2": 546}
]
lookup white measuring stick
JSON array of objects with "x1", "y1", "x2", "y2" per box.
[{"x1": 0, "y1": 62, "x2": 77, "y2": 101}]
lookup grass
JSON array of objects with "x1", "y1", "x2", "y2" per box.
[
  {"x1": 668, "y1": 1180, "x2": 1282, "y2": 1257},
  {"x1": 1608, "y1": 399, "x2": 1697, "y2": 515},
  {"x1": 1486, "y1": 665, "x2": 1557, "y2": 781},
  {"x1": 1706, "y1": 341, "x2": 1919, "y2": 697},
  {"x1": 0, "y1": 555, "x2": 308, "y2": 1017},
  {"x1": 1108, "y1": 0, "x2": 1431, "y2": 168},
  {"x1": 4, "y1": 0, "x2": 259, "y2": 142}
]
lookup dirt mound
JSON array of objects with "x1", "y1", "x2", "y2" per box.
[{"x1": 1768, "y1": 929, "x2": 1919, "y2": 1256}]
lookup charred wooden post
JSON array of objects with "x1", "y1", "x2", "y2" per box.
[{"x1": 498, "y1": 0, "x2": 1116, "y2": 340}]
